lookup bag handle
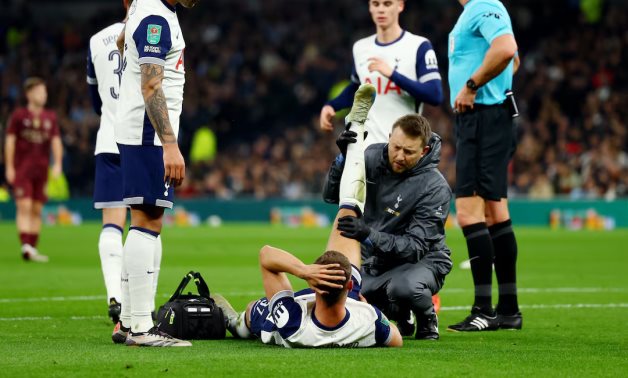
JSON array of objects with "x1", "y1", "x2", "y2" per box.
[
  {"x1": 168, "y1": 271, "x2": 212, "y2": 302},
  {"x1": 168, "y1": 271, "x2": 195, "y2": 302},
  {"x1": 192, "y1": 272, "x2": 211, "y2": 300}
]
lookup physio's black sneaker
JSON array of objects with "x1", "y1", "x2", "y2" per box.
[
  {"x1": 108, "y1": 298, "x2": 121, "y2": 324},
  {"x1": 112, "y1": 322, "x2": 130, "y2": 344},
  {"x1": 125, "y1": 326, "x2": 191, "y2": 347},
  {"x1": 447, "y1": 307, "x2": 499, "y2": 332},
  {"x1": 416, "y1": 314, "x2": 439, "y2": 340},
  {"x1": 497, "y1": 312, "x2": 523, "y2": 330},
  {"x1": 396, "y1": 311, "x2": 416, "y2": 337}
]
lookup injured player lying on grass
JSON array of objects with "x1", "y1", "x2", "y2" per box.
[{"x1": 213, "y1": 84, "x2": 402, "y2": 348}]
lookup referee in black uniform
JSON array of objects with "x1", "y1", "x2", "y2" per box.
[{"x1": 447, "y1": 0, "x2": 522, "y2": 332}]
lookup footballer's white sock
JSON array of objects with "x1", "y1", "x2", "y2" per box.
[
  {"x1": 231, "y1": 311, "x2": 252, "y2": 339},
  {"x1": 339, "y1": 121, "x2": 367, "y2": 214},
  {"x1": 120, "y1": 256, "x2": 131, "y2": 329},
  {"x1": 339, "y1": 84, "x2": 374, "y2": 215},
  {"x1": 124, "y1": 227, "x2": 158, "y2": 333},
  {"x1": 98, "y1": 224, "x2": 123, "y2": 304},
  {"x1": 151, "y1": 235, "x2": 162, "y2": 313}
]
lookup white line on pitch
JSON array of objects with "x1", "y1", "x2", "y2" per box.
[
  {"x1": 1, "y1": 287, "x2": 626, "y2": 304},
  {"x1": 442, "y1": 287, "x2": 628, "y2": 294},
  {"x1": 440, "y1": 303, "x2": 628, "y2": 311},
  {"x1": 1, "y1": 303, "x2": 627, "y2": 321},
  {"x1": 0, "y1": 292, "x2": 264, "y2": 304}
]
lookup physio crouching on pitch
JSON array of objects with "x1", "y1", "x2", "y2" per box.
[
  {"x1": 323, "y1": 114, "x2": 452, "y2": 340},
  {"x1": 447, "y1": 0, "x2": 522, "y2": 332}
]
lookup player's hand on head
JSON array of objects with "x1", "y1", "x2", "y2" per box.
[
  {"x1": 367, "y1": 57, "x2": 393, "y2": 78},
  {"x1": 162, "y1": 143, "x2": 186, "y2": 187},
  {"x1": 300, "y1": 263, "x2": 347, "y2": 295},
  {"x1": 320, "y1": 105, "x2": 336, "y2": 131}
]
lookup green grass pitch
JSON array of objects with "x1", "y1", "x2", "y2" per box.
[{"x1": 1, "y1": 223, "x2": 627, "y2": 377}]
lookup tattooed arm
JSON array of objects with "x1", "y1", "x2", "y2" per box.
[{"x1": 140, "y1": 63, "x2": 185, "y2": 186}]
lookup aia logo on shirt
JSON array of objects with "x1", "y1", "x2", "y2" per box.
[
  {"x1": 176, "y1": 49, "x2": 185, "y2": 71},
  {"x1": 273, "y1": 302, "x2": 290, "y2": 328},
  {"x1": 365, "y1": 77, "x2": 401, "y2": 95}
]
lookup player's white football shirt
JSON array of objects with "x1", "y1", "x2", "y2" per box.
[
  {"x1": 261, "y1": 290, "x2": 392, "y2": 348},
  {"x1": 87, "y1": 22, "x2": 125, "y2": 155},
  {"x1": 352, "y1": 31, "x2": 441, "y2": 145},
  {"x1": 116, "y1": 0, "x2": 185, "y2": 146}
]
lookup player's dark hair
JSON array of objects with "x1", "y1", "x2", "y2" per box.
[
  {"x1": 23, "y1": 77, "x2": 45, "y2": 93},
  {"x1": 392, "y1": 114, "x2": 432, "y2": 147},
  {"x1": 314, "y1": 251, "x2": 352, "y2": 306}
]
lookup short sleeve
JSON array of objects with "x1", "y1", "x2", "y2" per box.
[
  {"x1": 269, "y1": 290, "x2": 303, "y2": 340},
  {"x1": 468, "y1": 4, "x2": 513, "y2": 44},
  {"x1": 50, "y1": 113, "x2": 60, "y2": 137},
  {"x1": 6, "y1": 111, "x2": 20, "y2": 134},
  {"x1": 415, "y1": 40, "x2": 442, "y2": 84},
  {"x1": 373, "y1": 306, "x2": 392, "y2": 346},
  {"x1": 132, "y1": 15, "x2": 172, "y2": 66},
  {"x1": 86, "y1": 43, "x2": 98, "y2": 85}
]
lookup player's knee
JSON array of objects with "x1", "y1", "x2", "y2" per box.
[
  {"x1": 486, "y1": 201, "x2": 510, "y2": 226},
  {"x1": 408, "y1": 284, "x2": 433, "y2": 314},
  {"x1": 31, "y1": 204, "x2": 43, "y2": 217},
  {"x1": 412, "y1": 284, "x2": 432, "y2": 302},
  {"x1": 455, "y1": 197, "x2": 485, "y2": 226},
  {"x1": 16, "y1": 199, "x2": 33, "y2": 213},
  {"x1": 387, "y1": 280, "x2": 414, "y2": 303}
]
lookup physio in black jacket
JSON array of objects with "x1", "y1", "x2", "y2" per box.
[{"x1": 323, "y1": 114, "x2": 453, "y2": 340}]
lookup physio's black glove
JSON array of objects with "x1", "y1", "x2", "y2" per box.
[
  {"x1": 337, "y1": 215, "x2": 371, "y2": 242},
  {"x1": 336, "y1": 123, "x2": 367, "y2": 157}
]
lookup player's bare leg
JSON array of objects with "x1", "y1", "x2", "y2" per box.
[
  {"x1": 327, "y1": 209, "x2": 362, "y2": 267},
  {"x1": 15, "y1": 197, "x2": 32, "y2": 247},
  {"x1": 31, "y1": 200, "x2": 42, "y2": 238},
  {"x1": 100, "y1": 207, "x2": 126, "y2": 324},
  {"x1": 17, "y1": 198, "x2": 48, "y2": 262}
]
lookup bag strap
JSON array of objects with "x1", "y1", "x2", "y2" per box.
[
  {"x1": 167, "y1": 271, "x2": 212, "y2": 302},
  {"x1": 168, "y1": 271, "x2": 196, "y2": 302},
  {"x1": 192, "y1": 272, "x2": 211, "y2": 300}
]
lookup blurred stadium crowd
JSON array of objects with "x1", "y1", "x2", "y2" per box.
[{"x1": 1, "y1": 0, "x2": 626, "y2": 200}]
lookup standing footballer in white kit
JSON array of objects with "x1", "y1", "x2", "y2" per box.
[
  {"x1": 112, "y1": 0, "x2": 198, "y2": 347},
  {"x1": 87, "y1": 0, "x2": 163, "y2": 327},
  {"x1": 320, "y1": 0, "x2": 443, "y2": 145}
]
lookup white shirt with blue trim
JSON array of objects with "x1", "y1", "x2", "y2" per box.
[
  {"x1": 87, "y1": 22, "x2": 125, "y2": 155},
  {"x1": 116, "y1": 0, "x2": 186, "y2": 146},
  {"x1": 352, "y1": 31, "x2": 441, "y2": 145},
  {"x1": 261, "y1": 290, "x2": 392, "y2": 348}
]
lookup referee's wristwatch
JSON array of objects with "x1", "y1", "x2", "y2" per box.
[{"x1": 466, "y1": 78, "x2": 480, "y2": 92}]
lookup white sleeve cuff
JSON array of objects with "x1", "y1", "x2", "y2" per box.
[
  {"x1": 419, "y1": 72, "x2": 442, "y2": 83},
  {"x1": 139, "y1": 57, "x2": 166, "y2": 66},
  {"x1": 269, "y1": 290, "x2": 294, "y2": 310}
]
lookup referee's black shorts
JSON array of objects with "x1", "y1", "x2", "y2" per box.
[{"x1": 454, "y1": 103, "x2": 516, "y2": 201}]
